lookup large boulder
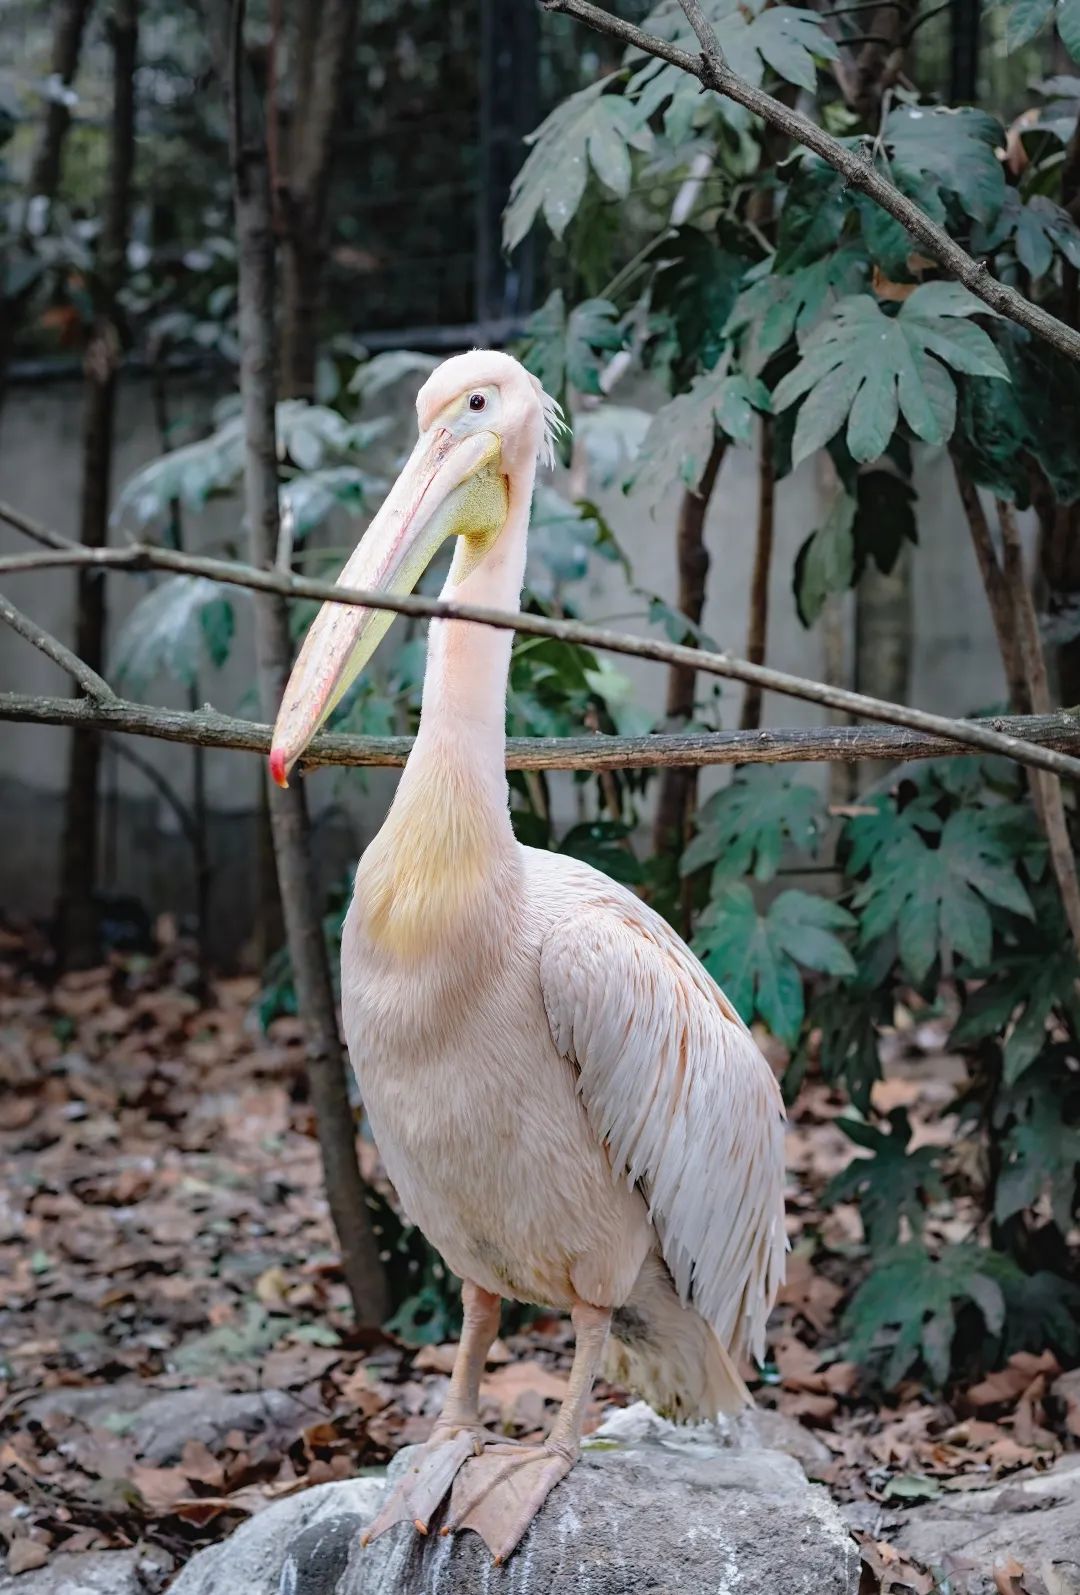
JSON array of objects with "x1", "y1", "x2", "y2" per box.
[
  {"x1": 890, "y1": 1452, "x2": 1080, "y2": 1595},
  {"x1": 170, "y1": 1403, "x2": 860, "y2": 1595}
]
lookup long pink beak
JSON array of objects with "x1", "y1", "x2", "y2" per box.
[{"x1": 269, "y1": 425, "x2": 499, "y2": 786}]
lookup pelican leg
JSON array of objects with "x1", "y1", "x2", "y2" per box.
[
  {"x1": 441, "y1": 1301, "x2": 611, "y2": 1564},
  {"x1": 362, "y1": 1281, "x2": 501, "y2": 1544}
]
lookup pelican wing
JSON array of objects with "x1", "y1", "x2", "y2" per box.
[{"x1": 539, "y1": 898, "x2": 786, "y2": 1360}]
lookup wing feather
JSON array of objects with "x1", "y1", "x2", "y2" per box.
[{"x1": 539, "y1": 900, "x2": 786, "y2": 1361}]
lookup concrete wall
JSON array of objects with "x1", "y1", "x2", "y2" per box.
[{"x1": 0, "y1": 369, "x2": 1012, "y2": 959}]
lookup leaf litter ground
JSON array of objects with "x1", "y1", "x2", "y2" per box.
[{"x1": 0, "y1": 923, "x2": 1074, "y2": 1589}]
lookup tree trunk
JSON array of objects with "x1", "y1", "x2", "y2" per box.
[
  {"x1": 26, "y1": 0, "x2": 96, "y2": 209},
  {"x1": 651, "y1": 436, "x2": 727, "y2": 856},
  {"x1": 212, "y1": 0, "x2": 388, "y2": 1324},
  {"x1": 56, "y1": 0, "x2": 138, "y2": 970},
  {"x1": 852, "y1": 552, "x2": 913, "y2": 785},
  {"x1": 278, "y1": 0, "x2": 361, "y2": 397},
  {"x1": 740, "y1": 417, "x2": 775, "y2": 731},
  {"x1": 0, "y1": 0, "x2": 93, "y2": 438}
]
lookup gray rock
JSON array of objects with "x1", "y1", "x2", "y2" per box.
[
  {"x1": 0, "y1": 1548, "x2": 172, "y2": 1595},
  {"x1": 170, "y1": 1402, "x2": 859, "y2": 1595},
  {"x1": 891, "y1": 1453, "x2": 1080, "y2": 1595},
  {"x1": 26, "y1": 1384, "x2": 314, "y2": 1465}
]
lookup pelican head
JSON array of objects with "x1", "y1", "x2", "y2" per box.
[{"x1": 269, "y1": 350, "x2": 561, "y2": 787}]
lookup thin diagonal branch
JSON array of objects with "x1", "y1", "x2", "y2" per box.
[
  {"x1": 997, "y1": 500, "x2": 1080, "y2": 957},
  {"x1": 538, "y1": 0, "x2": 1080, "y2": 365},
  {"x1": 2, "y1": 526, "x2": 1080, "y2": 782},
  {"x1": 0, "y1": 499, "x2": 80, "y2": 552},
  {"x1": 0, "y1": 590, "x2": 115, "y2": 700}
]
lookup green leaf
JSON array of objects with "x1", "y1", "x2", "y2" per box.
[
  {"x1": 793, "y1": 489, "x2": 855, "y2": 626},
  {"x1": 518, "y1": 290, "x2": 624, "y2": 411},
  {"x1": 682, "y1": 765, "x2": 823, "y2": 881},
  {"x1": 976, "y1": 189, "x2": 1080, "y2": 278},
  {"x1": 854, "y1": 470, "x2": 918, "y2": 576},
  {"x1": 775, "y1": 159, "x2": 850, "y2": 271},
  {"x1": 843, "y1": 1243, "x2": 1010, "y2": 1388},
  {"x1": 877, "y1": 106, "x2": 1006, "y2": 228},
  {"x1": 633, "y1": 1, "x2": 838, "y2": 133},
  {"x1": 583, "y1": 661, "x2": 655, "y2": 737},
  {"x1": 348, "y1": 350, "x2": 440, "y2": 403},
  {"x1": 112, "y1": 577, "x2": 240, "y2": 690},
  {"x1": 772, "y1": 284, "x2": 1008, "y2": 468},
  {"x1": 650, "y1": 225, "x2": 750, "y2": 382},
  {"x1": 504, "y1": 77, "x2": 653, "y2": 249},
  {"x1": 693, "y1": 882, "x2": 854, "y2": 1045},
  {"x1": 1000, "y1": 0, "x2": 1055, "y2": 46},
  {"x1": 853, "y1": 807, "x2": 1033, "y2": 983},
  {"x1": 727, "y1": 247, "x2": 870, "y2": 375},
  {"x1": 626, "y1": 361, "x2": 770, "y2": 510},
  {"x1": 995, "y1": 0, "x2": 1080, "y2": 56},
  {"x1": 996, "y1": 1093, "x2": 1080, "y2": 1233},
  {"x1": 111, "y1": 417, "x2": 246, "y2": 528},
  {"x1": 558, "y1": 821, "x2": 642, "y2": 885},
  {"x1": 824, "y1": 1109, "x2": 946, "y2": 1248},
  {"x1": 280, "y1": 466, "x2": 379, "y2": 540}
]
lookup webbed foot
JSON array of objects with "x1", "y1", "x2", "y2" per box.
[
  {"x1": 440, "y1": 1442, "x2": 576, "y2": 1563},
  {"x1": 361, "y1": 1427, "x2": 483, "y2": 1544}
]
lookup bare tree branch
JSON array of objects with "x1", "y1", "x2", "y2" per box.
[
  {"x1": 4, "y1": 521, "x2": 1080, "y2": 781},
  {"x1": 3, "y1": 691, "x2": 1079, "y2": 774},
  {"x1": 0, "y1": 591, "x2": 115, "y2": 701},
  {"x1": 740, "y1": 415, "x2": 775, "y2": 731},
  {"x1": 538, "y1": 0, "x2": 1080, "y2": 365},
  {"x1": 0, "y1": 498, "x2": 79, "y2": 551},
  {"x1": 997, "y1": 499, "x2": 1080, "y2": 958}
]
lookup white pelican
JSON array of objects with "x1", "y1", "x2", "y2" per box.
[{"x1": 269, "y1": 351, "x2": 786, "y2": 1564}]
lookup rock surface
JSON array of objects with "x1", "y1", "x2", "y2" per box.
[
  {"x1": 891, "y1": 1453, "x2": 1080, "y2": 1595},
  {"x1": 25, "y1": 1383, "x2": 314, "y2": 1466},
  {"x1": 170, "y1": 1402, "x2": 859, "y2": 1595},
  {"x1": 0, "y1": 1548, "x2": 173, "y2": 1595}
]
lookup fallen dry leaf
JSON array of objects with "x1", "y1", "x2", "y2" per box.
[
  {"x1": 5, "y1": 1538, "x2": 51, "y2": 1574},
  {"x1": 993, "y1": 1554, "x2": 1026, "y2": 1595},
  {"x1": 968, "y1": 1352, "x2": 1060, "y2": 1412}
]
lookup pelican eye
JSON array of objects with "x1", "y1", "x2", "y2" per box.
[{"x1": 468, "y1": 392, "x2": 486, "y2": 412}]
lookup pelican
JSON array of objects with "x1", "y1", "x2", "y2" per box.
[{"x1": 270, "y1": 351, "x2": 786, "y2": 1564}]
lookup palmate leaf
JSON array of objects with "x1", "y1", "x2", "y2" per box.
[
  {"x1": 626, "y1": 360, "x2": 771, "y2": 511},
  {"x1": 854, "y1": 107, "x2": 1005, "y2": 275},
  {"x1": 503, "y1": 76, "x2": 653, "y2": 250},
  {"x1": 111, "y1": 417, "x2": 246, "y2": 529},
  {"x1": 631, "y1": 0, "x2": 838, "y2": 135},
  {"x1": 994, "y1": 0, "x2": 1080, "y2": 59},
  {"x1": 844, "y1": 1242, "x2": 1010, "y2": 1388},
  {"x1": 681, "y1": 765, "x2": 823, "y2": 881},
  {"x1": 693, "y1": 883, "x2": 855, "y2": 1046},
  {"x1": 974, "y1": 189, "x2": 1080, "y2": 279},
  {"x1": 853, "y1": 807, "x2": 1034, "y2": 984},
  {"x1": 772, "y1": 282, "x2": 1009, "y2": 468},
  {"x1": 824, "y1": 1109, "x2": 946, "y2": 1249},
  {"x1": 996, "y1": 1089, "x2": 1080, "y2": 1233},
  {"x1": 883, "y1": 106, "x2": 1005, "y2": 225},
  {"x1": 727, "y1": 246, "x2": 870, "y2": 377},
  {"x1": 951, "y1": 883, "x2": 1080, "y2": 1083},
  {"x1": 518, "y1": 290, "x2": 624, "y2": 411},
  {"x1": 112, "y1": 576, "x2": 238, "y2": 690}
]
